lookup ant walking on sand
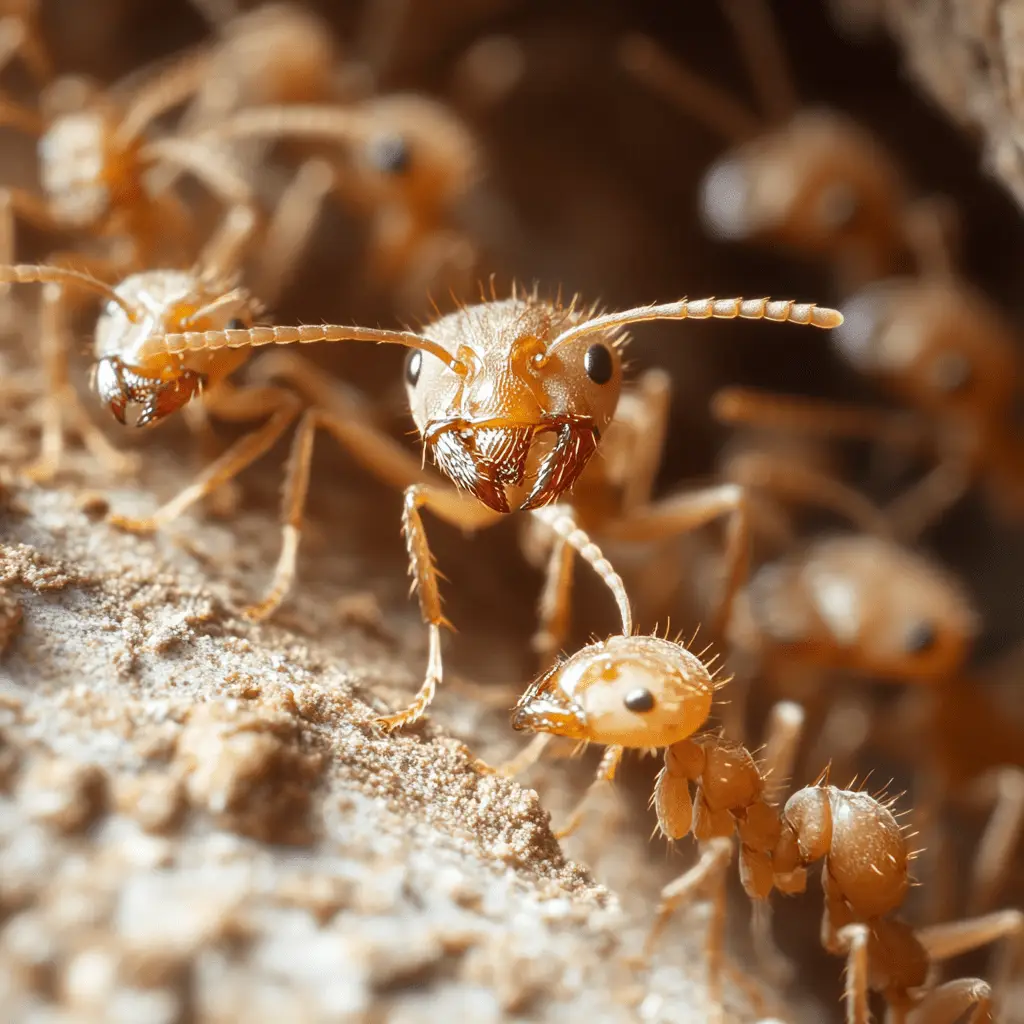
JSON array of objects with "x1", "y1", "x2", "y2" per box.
[
  {"x1": 512, "y1": 631, "x2": 1024, "y2": 1023},
  {"x1": 0, "y1": 264, "x2": 841, "y2": 730}
]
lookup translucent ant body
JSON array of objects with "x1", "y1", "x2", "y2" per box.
[
  {"x1": 5, "y1": 282, "x2": 837, "y2": 730},
  {"x1": 0, "y1": 24, "x2": 252, "y2": 276},
  {"x1": 512, "y1": 633, "x2": 1023, "y2": 1023},
  {"x1": 619, "y1": 0, "x2": 954, "y2": 291},
  {"x1": 0, "y1": 141, "x2": 332, "y2": 482},
  {"x1": 713, "y1": 269, "x2": 1024, "y2": 537},
  {"x1": 187, "y1": 94, "x2": 483, "y2": 307}
]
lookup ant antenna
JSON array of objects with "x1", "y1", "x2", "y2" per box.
[
  {"x1": 618, "y1": 34, "x2": 760, "y2": 144},
  {"x1": 134, "y1": 322, "x2": 467, "y2": 375},
  {"x1": 198, "y1": 105, "x2": 368, "y2": 146},
  {"x1": 545, "y1": 297, "x2": 843, "y2": 355},
  {"x1": 0, "y1": 264, "x2": 139, "y2": 321},
  {"x1": 719, "y1": 0, "x2": 799, "y2": 123}
]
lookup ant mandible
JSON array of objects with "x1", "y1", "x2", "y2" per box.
[{"x1": 512, "y1": 632, "x2": 1024, "y2": 1023}]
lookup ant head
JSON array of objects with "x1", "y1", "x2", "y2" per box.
[
  {"x1": 511, "y1": 634, "x2": 715, "y2": 748},
  {"x1": 221, "y1": 3, "x2": 338, "y2": 106},
  {"x1": 747, "y1": 535, "x2": 977, "y2": 681},
  {"x1": 700, "y1": 110, "x2": 905, "y2": 273},
  {"x1": 93, "y1": 270, "x2": 255, "y2": 425},
  {"x1": 834, "y1": 277, "x2": 1019, "y2": 424},
  {"x1": 38, "y1": 108, "x2": 122, "y2": 228},
  {"x1": 407, "y1": 295, "x2": 623, "y2": 513},
  {"x1": 352, "y1": 94, "x2": 481, "y2": 213}
]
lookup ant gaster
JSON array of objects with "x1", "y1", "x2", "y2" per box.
[{"x1": 513, "y1": 632, "x2": 1023, "y2": 1024}]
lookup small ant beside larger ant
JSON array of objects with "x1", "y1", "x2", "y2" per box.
[
  {"x1": 512, "y1": 631, "x2": 1024, "y2": 1023},
  {"x1": 0, "y1": 256, "x2": 841, "y2": 731}
]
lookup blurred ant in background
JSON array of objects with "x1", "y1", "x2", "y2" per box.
[{"x1": 619, "y1": 0, "x2": 957, "y2": 293}]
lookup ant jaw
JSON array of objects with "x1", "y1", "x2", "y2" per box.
[
  {"x1": 428, "y1": 419, "x2": 600, "y2": 514},
  {"x1": 510, "y1": 697, "x2": 585, "y2": 738},
  {"x1": 94, "y1": 357, "x2": 205, "y2": 428},
  {"x1": 519, "y1": 422, "x2": 600, "y2": 511}
]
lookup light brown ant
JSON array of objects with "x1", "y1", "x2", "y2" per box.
[
  {"x1": 712, "y1": 269, "x2": 1024, "y2": 537},
  {"x1": 0, "y1": 28, "x2": 255, "y2": 276},
  {"x1": 618, "y1": 0, "x2": 956, "y2": 291},
  {"x1": 186, "y1": 93, "x2": 483, "y2": 307},
  {"x1": 512, "y1": 632, "x2": 1024, "y2": 1023},
  {"x1": 0, "y1": 134, "x2": 333, "y2": 482},
  {"x1": 7, "y1": 283, "x2": 838, "y2": 729}
]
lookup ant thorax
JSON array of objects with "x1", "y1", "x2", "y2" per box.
[
  {"x1": 512, "y1": 634, "x2": 714, "y2": 748},
  {"x1": 38, "y1": 111, "x2": 121, "y2": 228},
  {"x1": 93, "y1": 270, "x2": 253, "y2": 426},
  {"x1": 407, "y1": 296, "x2": 625, "y2": 513}
]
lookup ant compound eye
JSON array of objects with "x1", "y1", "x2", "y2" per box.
[
  {"x1": 584, "y1": 343, "x2": 614, "y2": 385},
  {"x1": 623, "y1": 687, "x2": 655, "y2": 713},
  {"x1": 904, "y1": 621, "x2": 938, "y2": 655},
  {"x1": 227, "y1": 318, "x2": 246, "y2": 331},
  {"x1": 816, "y1": 181, "x2": 860, "y2": 231},
  {"x1": 929, "y1": 351, "x2": 973, "y2": 393},
  {"x1": 367, "y1": 133, "x2": 411, "y2": 174},
  {"x1": 405, "y1": 349, "x2": 422, "y2": 387}
]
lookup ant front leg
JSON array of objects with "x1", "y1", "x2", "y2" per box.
[
  {"x1": 553, "y1": 743, "x2": 624, "y2": 840},
  {"x1": 915, "y1": 908, "x2": 1024, "y2": 1022},
  {"x1": 108, "y1": 384, "x2": 302, "y2": 539},
  {"x1": 375, "y1": 483, "x2": 503, "y2": 732},
  {"x1": 23, "y1": 283, "x2": 139, "y2": 482}
]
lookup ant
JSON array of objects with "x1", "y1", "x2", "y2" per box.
[
  {"x1": 0, "y1": 126, "x2": 333, "y2": 482},
  {"x1": 0, "y1": 17, "x2": 256, "y2": 277},
  {"x1": 711, "y1": 268, "x2": 1024, "y2": 538},
  {"x1": 511, "y1": 632, "x2": 1024, "y2": 1023},
  {"x1": 186, "y1": 92, "x2": 484, "y2": 309},
  {"x1": 618, "y1": 0, "x2": 956, "y2": 292},
  {"x1": 5, "y1": 282, "x2": 838, "y2": 730}
]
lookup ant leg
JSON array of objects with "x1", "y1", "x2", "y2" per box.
[
  {"x1": 0, "y1": 11, "x2": 51, "y2": 84},
  {"x1": 644, "y1": 836, "x2": 733, "y2": 1007},
  {"x1": 242, "y1": 406, "x2": 320, "y2": 621},
  {"x1": 905, "y1": 978, "x2": 992, "y2": 1024},
  {"x1": 532, "y1": 530, "x2": 574, "y2": 667},
  {"x1": 886, "y1": 458, "x2": 972, "y2": 541},
  {"x1": 602, "y1": 483, "x2": 750, "y2": 637},
  {"x1": 835, "y1": 924, "x2": 871, "y2": 1024},
  {"x1": 24, "y1": 284, "x2": 138, "y2": 481},
  {"x1": 374, "y1": 483, "x2": 504, "y2": 732},
  {"x1": 197, "y1": 203, "x2": 259, "y2": 284},
  {"x1": 116, "y1": 46, "x2": 211, "y2": 144},
  {"x1": 253, "y1": 159, "x2": 334, "y2": 308},
  {"x1": 725, "y1": 446, "x2": 893, "y2": 537},
  {"x1": 968, "y1": 768, "x2": 1024, "y2": 914},
  {"x1": 761, "y1": 699, "x2": 804, "y2": 805},
  {"x1": 718, "y1": 0, "x2": 799, "y2": 122},
  {"x1": 554, "y1": 743, "x2": 623, "y2": 840},
  {"x1": 613, "y1": 368, "x2": 672, "y2": 515},
  {"x1": 916, "y1": 908, "x2": 1024, "y2": 1020},
  {"x1": 492, "y1": 733, "x2": 553, "y2": 779},
  {"x1": 712, "y1": 387, "x2": 928, "y2": 449},
  {"x1": 108, "y1": 386, "x2": 302, "y2": 533}
]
